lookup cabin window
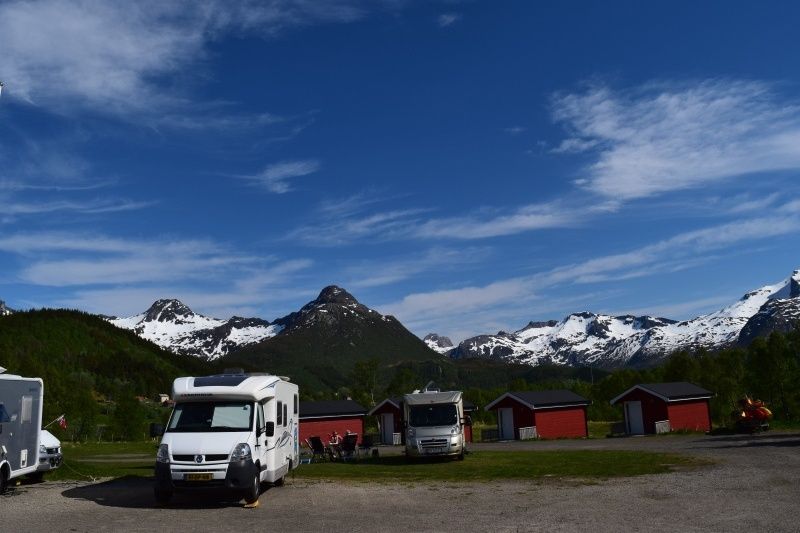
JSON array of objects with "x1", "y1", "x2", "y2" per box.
[
  {"x1": 257, "y1": 402, "x2": 264, "y2": 434},
  {"x1": 283, "y1": 403, "x2": 288, "y2": 426},
  {"x1": 277, "y1": 401, "x2": 283, "y2": 426},
  {"x1": 21, "y1": 395, "x2": 32, "y2": 423},
  {"x1": 293, "y1": 394, "x2": 298, "y2": 415}
]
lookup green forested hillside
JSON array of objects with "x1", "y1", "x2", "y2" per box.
[{"x1": 0, "y1": 309, "x2": 210, "y2": 439}]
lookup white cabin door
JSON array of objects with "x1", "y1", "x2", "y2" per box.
[
  {"x1": 381, "y1": 413, "x2": 394, "y2": 444},
  {"x1": 498, "y1": 408, "x2": 515, "y2": 440},
  {"x1": 625, "y1": 401, "x2": 644, "y2": 435}
]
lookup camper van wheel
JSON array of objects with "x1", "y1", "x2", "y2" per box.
[
  {"x1": 154, "y1": 487, "x2": 173, "y2": 505},
  {"x1": 0, "y1": 466, "x2": 8, "y2": 494},
  {"x1": 458, "y1": 451, "x2": 465, "y2": 461},
  {"x1": 243, "y1": 471, "x2": 260, "y2": 504}
]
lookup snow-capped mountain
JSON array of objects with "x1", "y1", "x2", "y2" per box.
[
  {"x1": 108, "y1": 286, "x2": 438, "y2": 364},
  {"x1": 449, "y1": 269, "x2": 800, "y2": 368},
  {"x1": 0, "y1": 300, "x2": 13, "y2": 316},
  {"x1": 109, "y1": 299, "x2": 282, "y2": 360},
  {"x1": 424, "y1": 333, "x2": 454, "y2": 354}
]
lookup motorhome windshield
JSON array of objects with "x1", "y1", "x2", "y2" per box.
[
  {"x1": 167, "y1": 401, "x2": 253, "y2": 433},
  {"x1": 408, "y1": 404, "x2": 458, "y2": 427}
]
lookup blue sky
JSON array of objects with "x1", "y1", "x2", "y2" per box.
[{"x1": 1, "y1": 0, "x2": 800, "y2": 342}]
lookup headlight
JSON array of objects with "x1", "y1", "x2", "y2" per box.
[
  {"x1": 156, "y1": 444, "x2": 170, "y2": 463},
  {"x1": 40, "y1": 444, "x2": 47, "y2": 454},
  {"x1": 230, "y1": 443, "x2": 252, "y2": 461}
]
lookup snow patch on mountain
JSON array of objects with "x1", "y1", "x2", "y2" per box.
[
  {"x1": 452, "y1": 269, "x2": 800, "y2": 368},
  {"x1": 109, "y1": 299, "x2": 279, "y2": 360},
  {"x1": 0, "y1": 300, "x2": 13, "y2": 316},
  {"x1": 423, "y1": 333, "x2": 454, "y2": 354}
]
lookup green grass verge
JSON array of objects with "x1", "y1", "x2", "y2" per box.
[
  {"x1": 293, "y1": 450, "x2": 703, "y2": 482},
  {"x1": 45, "y1": 441, "x2": 158, "y2": 481},
  {"x1": 42, "y1": 443, "x2": 705, "y2": 483}
]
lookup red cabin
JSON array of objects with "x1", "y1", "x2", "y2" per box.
[
  {"x1": 610, "y1": 382, "x2": 713, "y2": 435},
  {"x1": 299, "y1": 400, "x2": 367, "y2": 444},
  {"x1": 485, "y1": 390, "x2": 590, "y2": 440}
]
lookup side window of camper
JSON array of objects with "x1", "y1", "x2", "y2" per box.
[
  {"x1": 257, "y1": 402, "x2": 264, "y2": 434},
  {"x1": 283, "y1": 403, "x2": 288, "y2": 426},
  {"x1": 277, "y1": 401, "x2": 283, "y2": 426},
  {"x1": 21, "y1": 395, "x2": 32, "y2": 423},
  {"x1": 293, "y1": 394, "x2": 298, "y2": 415}
]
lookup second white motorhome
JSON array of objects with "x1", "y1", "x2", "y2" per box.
[
  {"x1": 404, "y1": 388, "x2": 469, "y2": 460},
  {"x1": 154, "y1": 372, "x2": 299, "y2": 505},
  {"x1": 0, "y1": 367, "x2": 44, "y2": 493}
]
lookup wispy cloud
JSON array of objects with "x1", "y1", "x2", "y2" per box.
[
  {"x1": 437, "y1": 13, "x2": 461, "y2": 27},
  {"x1": 0, "y1": 230, "x2": 314, "y2": 317},
  {"x1": 345, "y1": 247, "x2": 491, "y2": 289},
  {"x1": 503, "y1": 126, "x2": 526, "y2": 135},
  {"x1": 243, "y1": 160, "x2": 320, "y2": 193},
  {"x1": 552, "y1": 80, "x2": 800, "y2": 199},
  {"x1": 0, "y1": 0, "x2": 392, "y2": 118},
  {"x1": 1, "y1": 198, "x2": 154, "y2": 218},
  {"x1": 380, "y1": 210, "x2": 800, "y2": 339}
]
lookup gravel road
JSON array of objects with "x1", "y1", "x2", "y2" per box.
[{"x1": 3, "y1": 432, "x2": 798, "y2": 532}]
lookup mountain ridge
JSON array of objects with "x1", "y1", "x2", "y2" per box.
[{"x1": 442, "y1": 269, "x2": 800, "y2": 368}]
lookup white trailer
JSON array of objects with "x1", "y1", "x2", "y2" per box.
[
  {"x1": 154, "y1": 372, "x2": 299, "y2": 505},
  {"x1": 0, "y1": 367, "x2": 44, "y2": 493},
  {"x1": 404, "y1": 389, "x2": 468, "y2": 460}
]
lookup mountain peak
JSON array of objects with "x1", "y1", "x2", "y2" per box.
[
  {"x1": 144, "y1": 299, "x2": 194, "y2": 322},
  {"x1": 0, "y1": 300, "x2": 13, "y2": 316},
  {"x1": 314, "y1": 285, "x2": 358, "y2": 306}
]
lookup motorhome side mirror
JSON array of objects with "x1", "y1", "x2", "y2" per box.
[
  {"x1": 464, "y1": 416, "x2": 473, "y2": 427},
  {"x1": 265, "y1": 421, "x2": 274, "y2": 437}
]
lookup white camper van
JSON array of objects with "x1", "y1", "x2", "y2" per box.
[
  {"x1": 154, "y1": 372, "x2": 299, "y2": 504},
  {"x1": 404, "y1": 389, "x2": 468, "y2": 460},
  {"x1": 0, "y1": 367, "x2": 44, "y2": 493}
]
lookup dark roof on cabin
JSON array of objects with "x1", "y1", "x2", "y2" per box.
[
  {"x1": 638, "y1": 382, "x2": 713, "y2": 400},
  {"x1": 506, "y1": 390, "x2": 590, "y2": 408},
  {"x1": 610, "y1": 382, "x2": 713, "y2": 405},
  {"x1": 299, "y1": 400, "x2": 367, "y2": 419},
  {"x1": 484, "y1": 390, "x2": 589, "y2": 411}
]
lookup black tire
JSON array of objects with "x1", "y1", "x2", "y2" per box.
[
  {"x1": 457, "y1": 451, "x2": 465, "y2": 461},
  {"x1": 0, "y1": 466, "x2": 9, "y2": 494},
  {"x1": 273, "y1": 476, "x2": 284, "y2": 487},
  {"x1": 154, "y1": 486, "x2": 173, "y2": 505},
  {"x1": 243, "y1": 470, "x2": 260, "y2": 504}
]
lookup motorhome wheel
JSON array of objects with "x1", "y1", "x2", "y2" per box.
[{"x1": 243, "y1": 471, "x2": 260, "y2": 504}]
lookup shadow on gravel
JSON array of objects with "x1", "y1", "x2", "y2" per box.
[{"x1": 61, "y1": 476, "x2": 268, "y2": 510}]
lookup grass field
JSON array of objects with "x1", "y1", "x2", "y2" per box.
[
  {"x1": 293, "y1": 450, "x2": 702, "y2": 482},
  {"x1": 40, "y1": 442, "x2": 704, "y2": 483},
  {"x1": 45, "y1": 441, "x2": 158, "y2": 481}
]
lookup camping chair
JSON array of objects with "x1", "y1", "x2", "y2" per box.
[
  {"x1": 340, "y1": 433, "x2": 358, "y2": 461},
  {"x1": 307, "y1": 436, "x2": 328, "y2": 462}
]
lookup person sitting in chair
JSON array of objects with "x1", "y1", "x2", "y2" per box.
[{"x1": 328, "y1": 431, "x2": 342, "y2": 460}]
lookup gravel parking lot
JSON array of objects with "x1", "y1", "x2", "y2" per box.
[{"x1": 3, "y1": 432, "x2": 799, "y2": 532}]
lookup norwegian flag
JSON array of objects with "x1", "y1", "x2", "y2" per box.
[{"x1": 57, "y1": 415, "x2": 67, "y2": 430}]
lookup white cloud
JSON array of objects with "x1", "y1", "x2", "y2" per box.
[
  {"x1": 437, "y1": 13, "x2": 461, "y2": 27},
  {"x1": 246, "y1": 160, "x2": 320, "y2": 193},
  {"x1": 380, "y1": 212, "x2": 800, "y2": 340},
  {"x1": 552, "y1": 80, "x2": 800, "y2": 199},
  {"x1": 0, "y1": 0, "x2": 391, "y2": 118}
]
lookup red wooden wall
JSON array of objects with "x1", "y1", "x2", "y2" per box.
[
  {"x1": 667, "y1": 400, "x2": 711, "y2": 432},
  {"x1": 615, "y1": 389, "x2": 669, "y2": 434},
  {"x1": 299, "y1": 416, "x2": 365, "y2": 445},
  {"x1": 534, "y1": 407, "x2": 588, "y2": 438}
]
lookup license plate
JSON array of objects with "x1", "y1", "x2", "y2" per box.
[
  {"x1": 425, "y1": 447, "x2": 444, "y2": 454},
  {"x1": 185, "y1": 473, "x2": 213, "y2": 481}
]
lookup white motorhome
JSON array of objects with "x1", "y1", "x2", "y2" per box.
[
  {"x1": 0, "y1": 367, "x2": 44, "y2": 493},
  {"x1": 154, "y1": 372, "x2": 299, "y2": 505},
  {"x1": 404, "y1": 388, "x2": 468, "y2": 460}
]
